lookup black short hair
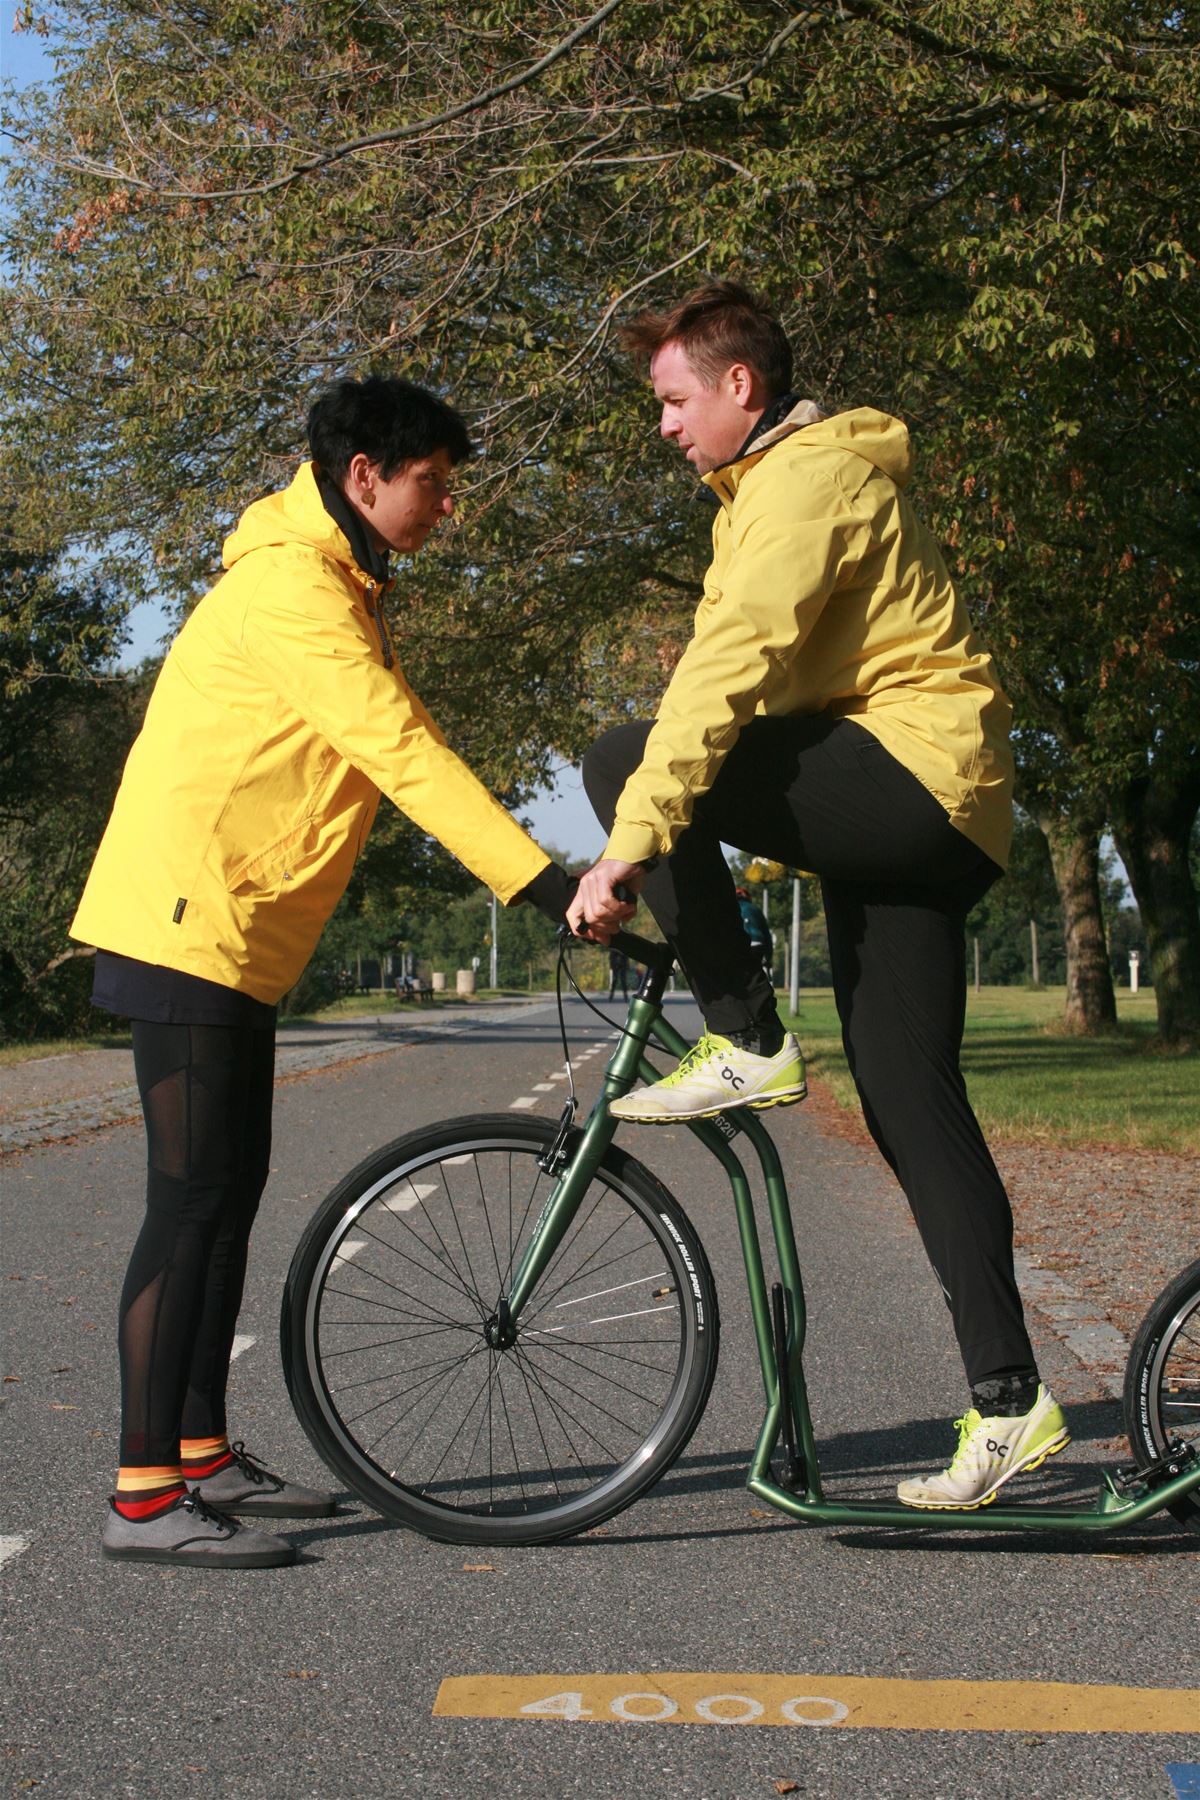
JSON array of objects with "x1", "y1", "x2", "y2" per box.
[{"x1": 306, "y1": 376, "x2": 474, "y2": 481}]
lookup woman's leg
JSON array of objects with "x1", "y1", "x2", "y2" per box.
[
  {"x1": 118, "y1": 1023, "x2": 273, "y2": 1475},
  {"x1": 179, "y1": 1030, "x2": 275, "y2": 1444}
]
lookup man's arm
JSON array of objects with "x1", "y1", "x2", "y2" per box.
[{"x1": 605, "y1": 463, "x2": 869, "y2": 866}]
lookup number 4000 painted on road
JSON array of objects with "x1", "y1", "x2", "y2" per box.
[{"x1": 520, "y1": 1691, "x2": 849, "y2": 1726}]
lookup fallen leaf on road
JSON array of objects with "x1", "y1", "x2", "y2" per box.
[
  {"x1": 774, "y1": 1781, "x2": 800, "y2": 1794},
  {"x1": 284, "y1": 1670, "x2": 319, "y2": 1680},
  {"x1": 462, "y1": 1562, "x2": 496, "y2": 1572},
  {"x1": 49, "y1": 1403, "x2": 77, "y2": 1411}
]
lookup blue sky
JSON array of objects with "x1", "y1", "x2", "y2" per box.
[{"x1": 1, "y1": 3, "x2": 52, "y2": 85}]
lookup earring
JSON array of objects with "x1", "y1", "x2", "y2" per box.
[{"x1": 362, "y1": 489, "x2": 375, "y2": 508}]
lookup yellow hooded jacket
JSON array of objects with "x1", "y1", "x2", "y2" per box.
[
  {"x1": 70, "y1": 463, "x2": 550, "y2": 1002},
  {"x1": 604, "y1": 406, "x2": 1014, "y2": 872}
]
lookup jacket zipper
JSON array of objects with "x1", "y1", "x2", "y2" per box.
[{"x1": 364, "y1": 580, "x2": 394, "y2": 670}]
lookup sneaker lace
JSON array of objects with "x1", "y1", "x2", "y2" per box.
[
  {"x1": 658, "y1": 1031, "x2": 724, "y2": 1089},
  {"x1": 180, "y1": 1492, "x2": 231, "y2": 1528},
  {"x1": 946, "y1": 1411, "x2": 981, "y2": 1473},
  {"x1": 226, "y1": 1441, "x2": 273, "y2": 1487}
]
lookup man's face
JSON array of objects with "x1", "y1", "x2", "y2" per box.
[
  {"x1": 650, "y1": 341, "x2": 756, "y2": 474},
  {"x1": 365, "y1": 448, "x2": 455, "y2": 554}
]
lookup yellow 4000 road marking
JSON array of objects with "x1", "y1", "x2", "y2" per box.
[{"x1": 433, "y1": 1673, "x2": 1200, "y2": 1734}]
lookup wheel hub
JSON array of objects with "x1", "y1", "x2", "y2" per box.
[{"x1": 484, "y1": 1300, "x2": 517, "y2": 1350}]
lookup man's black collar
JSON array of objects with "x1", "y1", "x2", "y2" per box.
[
  {"x1": 314, "y1": 465, "x2": 391, "y2": 585},
  {"x1": 733, "y1": 390, "x2": 803, "y2": 462}
]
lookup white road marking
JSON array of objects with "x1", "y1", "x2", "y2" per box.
[
  {"x1": 331, "y1": 1238, "x2": 367, "y2": 1268},
  {"x1": 444, "y1": 1155, "x2": 474, "y2": 1166},
  {"x1": 384, "y1": 1182, "x2": 438, "y2": 1214},
  {"x1": 555, "y1": 1273, "x2": 669, "y2": 1310},
  {"x1": 549, "y1": 1072, "x2": 568, "y2": 1082},
  {"x1": 589, "y1": 1304, "x2": 677, "y2": 1326},
  {"x1": 532, "y1": 1083, "x2": 556, "y2": 1093},
  {"x1": 509, "y1": 1096, "x2": 538, "y2": 1109},
  {"x1": 229, "y1": 1334, "x2": 256, "y2": 1361},
  {"x1": 0, "y1": 1535, "x2": 30, "y2": 1570}
]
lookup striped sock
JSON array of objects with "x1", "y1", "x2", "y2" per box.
[
  {"x1": 114, "y1": 1465, "x2": 186, "y2": 1521},
  {"x1": 181, "y1": 1435, "x2": 233, "y2": 1482}
]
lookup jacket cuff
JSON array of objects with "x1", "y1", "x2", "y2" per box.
[
  {"x1": 497, "y1": 848, "x2": 552, "y2": 905},
  {"x1": 515, "y1": 863, "x2": 578, "y2": 923},
  {"x1": 604, "y1": 821, "x2": 663, "y2": 865}
]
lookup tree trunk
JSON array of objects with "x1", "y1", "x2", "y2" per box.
[
  {"x1": 1110, "y1": 765, "x2": 1200, "y2": 1049},
  {"x1": 1035, "y1": 810, "x2": 1119, "y2": 1034}
]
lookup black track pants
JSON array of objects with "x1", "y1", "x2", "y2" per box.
[
  {"x1": 118, "y1": 1021, "x2": 275, "y2": 1465},
  {"x1": 583, "y1": 715, "x2": 1036, "y2": 1389}
]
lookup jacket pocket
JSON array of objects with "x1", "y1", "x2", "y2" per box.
[{"x1": 225, "y1": 821, "x2": 317, "y2": 897}]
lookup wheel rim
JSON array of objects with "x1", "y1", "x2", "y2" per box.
[
  {"x1": 301, "y1": 1134, "x2": 697, "y2": 1524},
  {"x1": 1142, "y1": 1282, "x2": 1200, "y2": 1456}
]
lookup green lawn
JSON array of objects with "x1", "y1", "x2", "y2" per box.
[{"x1": 781, "y1": 987, "x2": 1198, "y2": 1155}]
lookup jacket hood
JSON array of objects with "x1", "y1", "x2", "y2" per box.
[
  {"x1": 222, "y1": 461, "x2": 364, "y2": 577},
  {"x1": 705, "y1": 404, "x2": 914, "y2": 498}
]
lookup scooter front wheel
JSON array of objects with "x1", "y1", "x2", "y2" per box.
[{"x1": 280, "y1": 1113, "x2": 720, "y2": 1545}]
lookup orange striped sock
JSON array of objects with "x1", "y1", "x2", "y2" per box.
[
  {"x1": 181, "y1": 1435, "x2": 233, "y2": 1481},
  {"x1": 114, "y1": 1464, "x2": 186, "y2": 1521}
]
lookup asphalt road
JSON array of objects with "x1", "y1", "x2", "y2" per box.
[{"x1": 2, "y1": 993, "x2": 1197, "y2": 1799}]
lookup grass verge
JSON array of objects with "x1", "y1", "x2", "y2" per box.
[{"x1": 780, "y1": 986, "x2": 1198, "y2": 1156}]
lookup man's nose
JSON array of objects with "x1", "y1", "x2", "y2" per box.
[
  {"x1": 659, "y1": 408, "x2": 680, "y2": 439},
  {"x1": 440, "y1": 492, "x2": 454, "y2": 517}
]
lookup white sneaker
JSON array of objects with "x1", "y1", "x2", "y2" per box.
[
  {"x1": 897, "y1": 1386, "x2": 1070, "y2": 1510},
  {"x1": 609, "y1": 1030, "x2": 806, "y2": 1124}
]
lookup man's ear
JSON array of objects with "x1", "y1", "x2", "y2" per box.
[{"x1": 727, "y1": 362, "x2": 757, "y2": 409}]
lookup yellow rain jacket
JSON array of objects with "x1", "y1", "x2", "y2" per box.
[
  {"x1": 605, "y1": 406, "x2": 1014, "y2": 871},
  {"x1": 71, "y1": 462, "x2": 550, "y2": 1002}
]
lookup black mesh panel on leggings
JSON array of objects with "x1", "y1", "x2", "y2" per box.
[{"x1": 118, "y1": 1021, "x2": 274, "y2": 1465}]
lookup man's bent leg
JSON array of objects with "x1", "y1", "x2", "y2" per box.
[{"x1": 583, "y1": 722, "x2": 774, "y2": 1032}]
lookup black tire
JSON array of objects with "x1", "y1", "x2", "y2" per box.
[
  {"x1": 280, "y1": 1114, "x2": 719, "y2": 1545},
  {"x1": 1123, "y1": 1258, "x2": 1200, "y2": 1528}
]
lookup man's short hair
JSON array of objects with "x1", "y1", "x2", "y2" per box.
[
  {"x1": 307, "y1": 376, "x2": 473, "y2": 481},
  {"x1": 619, "y1": 280, "x2": 793, "y2": 398}
]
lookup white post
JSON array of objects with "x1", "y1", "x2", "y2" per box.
[
  {"x1": 789, "y1": 878, "x2": 801, "y2": 1018},
  {"x1": 1030, "y1": 918, "x2": 1040, "y2": 986},
  {"x1": 1129, "y1": 950, "x2": 1140, "y2": 994},
  {"x1": 489, "y1": 893, "x2": 498, "y2": 990},
  {"x1": 973, "y1": 936, "x2": 981, "y2": 995}
]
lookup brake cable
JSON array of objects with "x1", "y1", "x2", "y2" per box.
[{"x1": 538, "y1": 934, "x2": 632, "y2": 1176}]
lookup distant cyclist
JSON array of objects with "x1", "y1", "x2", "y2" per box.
[
  {"x1": 569, "y1": 281, "x2": 1069, "y2": 1513},
  {"x1": 734, "y1": 886, "x2": 773, "y2": 977}
]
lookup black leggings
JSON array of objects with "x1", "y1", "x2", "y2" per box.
[
  {"x1": 583, "y1": 715, "x2": 1036, "y2": 1390},
  {"x1": 118, "y1": 1021, "x2": 275, "y2": 1466}
]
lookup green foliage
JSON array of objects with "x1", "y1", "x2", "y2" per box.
[
  {"x1": 3, "y1": 0, "x2": 1197, "y2": 1031},
  {"x1": 783, "y1": 987, "x2": 1196, "y2": 1155}
]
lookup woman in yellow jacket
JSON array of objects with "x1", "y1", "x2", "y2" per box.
[
  {"x1": 73, "y1": 376, "x2": 571, "y2": 1568},
  {"x1": 572, "y1": 283, "x2": 1069, "y2": 1516}
]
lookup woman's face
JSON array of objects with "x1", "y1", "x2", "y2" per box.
[{"x1": 361, "y1": 448, "x2": 455, "y2": 555}]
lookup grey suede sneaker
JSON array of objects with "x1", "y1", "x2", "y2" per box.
[
  {"x1": 102, "y1": 1492, "x2": 296, "y2": 1568},
  {"x1": 188, "y1": 1442, "x2": 335, "y2": 1518}
]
